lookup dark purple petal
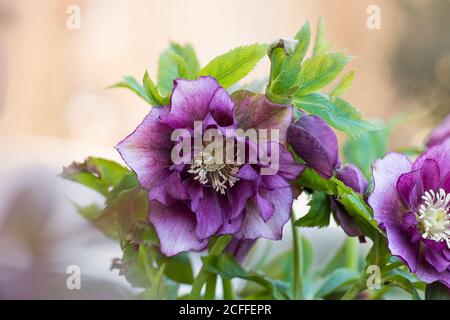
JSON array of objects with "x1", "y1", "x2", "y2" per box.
[
  {"x1": 226, "y1": 180, "x2": 255, "y2": 220},
  {"x1": 331, "y1": 199, "x2": 363, "y2": 237},
  {"x1": 415, "y1": 255, "x2": 450, "y2": 287},
  {"x1": 336, "y1": 164, "x2": 367, "y2": 194},
  {"x1": 149, "y1": 200, "x2": 208, "y2": 256},
  {"x1": 420, "y1": 158, "x2": 441, "y2": 192},
  {"x1": 424, "y1": 248, "x2": 450, "y2": 273},
  {"x1": 396, "y1": 169, "x2": 421, "y2": 209},
  {"x1": 385, "y1": 223, "x2": 420, "y2": 273},
  {"x1": 236, "y1": 164, "x2": 260, "y2": 181},
  {"x1": 225, "y1": 239, "x2": 256, "y2": 263},
  {"x1": 440, "y1": 172, "x2": 450, "y2": 193},
  {"x1": 287, "y1": 115, "x2": 339, "y2": 179},
  {"x1": 116, "y1": 107, "x2": 173, "y2": 190},
  {"x1": 425, "y1": 114, "x2": 450, "y2": 147},
  {"x1": 183, "y1": 178, "x2": 204, "y2": 212},
  {"x1": 195, "y1": 189, "x2": 223, "y2": 239},
  {"x1": 235, "y1": 187, "x2": 293, "y2": 240},
  {"x1": 232, "y1": 90, "x2": 293, "y2": 143},
  {"x1": 414, "y1": 139, "x2": 450, "y2": 181},
  {"x1": 165, "y1": 76, "x2": 234, "y2": 129},
  {"x1": 260, "y1": 174, "x2": 290, "y2": 190},
  {"x1": 276, "y1": 144, "x2": 306, "y2": 180},
  {"x1": 255, "y1": 193, "x2": 275, "y2": 222}
]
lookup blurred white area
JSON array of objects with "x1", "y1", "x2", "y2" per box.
[{"x1": 0, "y1": 134, "x2": 131, "y2": 298}]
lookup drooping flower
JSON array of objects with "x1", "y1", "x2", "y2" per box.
[
  {"x1": 116, "y1": 76, "x2": 304, "y2": 256},
  {"x1": 331, "y1": 164, "x2": 368, "y2": 237},
  {"x1": 425, "y1": 114, "x2": 450, "y2": 148},
  {"x1": 287, "y1": 114, "x2": 339, "y2": 179},
  {"x1": 369, "y1": 140, "x2": 450, "y2": 287}
]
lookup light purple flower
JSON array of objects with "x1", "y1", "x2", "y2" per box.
[
  {"x1": 425, "y1": 114, "x2": 450, "y2": 148},
  {"x1": 369, "y1": 140, "x2": 450, "y2": 287},
  {"x1": 287, "y1": 114, "x2": 339, "y2": 179},
  {"x1": 332, "y1": 164, "x2": 368, "y2": 237},
  {"x1": 116, "y1": 76, "x2": 304, "y2": 256}
]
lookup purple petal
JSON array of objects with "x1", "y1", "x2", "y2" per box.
[
  {"x1": 183, "y1": 178, "x2": 204, "y2": 212},
  {"x1": 369, "y1": 153, "x2": 413, "y2": 226},
  {"x1": 385, "y1": 223, "x2": 420, "y2": 273},
  {"x1": 369, "y1": 153, "x2": 420, "y2": 271},
  {"x1": 414, "y1": 139, "x2": 450, "y2": 181},
  {"x1": 415, "y1": 254, "x2": 450, "y2": 287},
  {"x1": 149, "y1": 200, "x2": 207, "y2": 256},
  {"x1": 225, "y1": 239, "x2": 256, "y2": 263},
  {"x1": 116, "y1": 107, "x2": 173, "y2": 190},
  {"x1": 425, "y1": 114, "x2": 450, "y2": 147},
  {"x1": 420, "y1": 158, "x2": 441, "y2": 192},
  {"x1": 336, "y1": 164, "x2": 368, "y2": 194},
  {"x1": 165, "y1": 76, "x2": 234, "y2": 129},
  {"x1": 287, "y1": 115, "x2": 339, "y2": 179},
  {"x1": 255, "y1": 193, "x2": 275, "y2": 222},
  {"x1": 276, "y1": 144, "x2": 306, "y2": 180},
  {"x1": 235, "y1": 187, "x2": 293, "y2": 240},
  {"x1": 236, "y1": 164, "x2": 260, "y2": 181},
  {"x1": 424, "y1": 247, "x2": 450, "y2": 273},
  {"x1": 331, "y1": 199, "x2": 363, "y2": 237},
  {"x1": 195, "y1": 189, "x2": 223, "y2": 239},
  {"x1": 232, "y1": 90, "x2": 293, "y2": 143},
  {"x1": 396, "y1": 169, "x2": 421, "y2": 209},
  {"x1": 226, "y1": 180, "x2": 255, "y2": 220}
]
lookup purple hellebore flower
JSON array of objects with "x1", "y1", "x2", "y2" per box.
[
  {"x1": 116, "y1": 76, "x2": 304, "y2": 256},
  {"x1": 331, "y1": 164, "x2": 368, "y2": 237},
  {"x1": 287, "y1": 114, "x2": 339, "y2": 179},
  {"x1": 369, "y1": 139, "x2": 450, "y2": 287},
  {"x1": 425, "y1": 114, "x2": 450, "y2": 148}
]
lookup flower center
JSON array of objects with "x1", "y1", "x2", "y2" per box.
[
  {"x1": 187, "y1": 147, "x2": 240, "y2": 195},
  {"x1": 417, "y1": 188, "x2": 450, "y2": 248}
]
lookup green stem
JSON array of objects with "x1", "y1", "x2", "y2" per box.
[
  {"x1": 291, "y1": 210, "x2": 302, "y2": 300},
  {"x1": 204, "y1": 273, "x2": 217, "y2": 300},
  {"x1": 222, "y1": 278, "x2": 234, "y2": 300},
  {"x1": 341, "y1": 270, "x2": 367, "y2": 300},
  {"x1": 190, "y1": 235, "x2": 232, "y2": 299},
  {"x1": 345, "y1": 237, "x2": 359, "y2": 272}
]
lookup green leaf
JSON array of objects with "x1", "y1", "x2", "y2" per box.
[
  {"x1": 336, "y1": 181, "x2": 383, "y2": 238},
  {"x1": 75, "y1": 203, "x2": 103, "y2": 220},
  {"x1": 313, "y1": 17, "x2": 332, "y2": 57},
  {"x1": 169, "y1": 42, "x2": 201, "y2": 78},
  {"x1": 143, "y1": 71, "x2": 170, "y2": 106},
  {"x1": 301, "y1": 236, "x2": 314, "y2": 275},
  {"x1": 158, "y1": 48, "x2": 190, "y2": 95},
  {"x1": 330, "y1": 70, "x2": 355, "y2": 97},
  {"x1": 110, "y1": 76, "x2": 152, "y2": 104},
  {"x1": 268, "y1": 22, "x2": 311, "y2": 95},
  {"x1": 158, "y1": 253, "x2": 194, "y2": 285},
  {"x1": 294, "y1": 93, "x2": 380, "y2": 138},
  {"x1": 383, "y1": 269, "x2": 421, "y2": 300},
  {"x1": 295, "y1": 191, "x2": 331, "y2": 228},
  {"x1": 202, "y1": 253, "x2": 291, "y2": 300},
  {"x1": 295, "y1": 167, "x2": 338, "y2": 195},
  {"x1": 61, "y1": 157, "x2": 131, "y2": 197},
  {"x1": 296, "y1": 53, "x2": 351, "y2": 96},
  {"x1": 314, "y1": 268, "x2": 359, "y2": 298},
  {"x1": 321, "y1": 241, "x2": 350, "y2": 276},
  {"x1": 366, "y1": 232, "x2": 390, "y2": 268},
  {"x1": 425, "y1": 282, "x2": 450, "y2": 300},
  {"x1": 199, "y1": 44, "x2": 268, "y2": 89},
  {"x1": 342, "y1": 120, "x2": 389, "y2": 178}
]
